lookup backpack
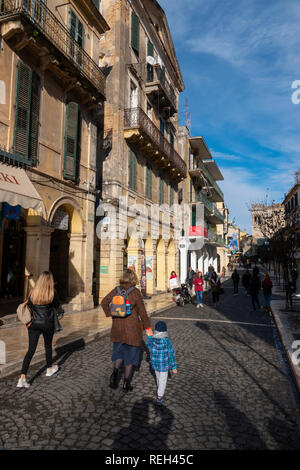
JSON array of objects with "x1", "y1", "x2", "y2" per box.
[{"x1": 110, "y1": 286, "x2": 136, "y2": 318}]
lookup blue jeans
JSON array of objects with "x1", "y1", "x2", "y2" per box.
[{"x1": 196, "y1": 291, "x2": 203, "y2": 305}]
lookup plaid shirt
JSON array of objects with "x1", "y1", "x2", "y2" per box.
[{"x1": 146, "y1": 336, "x2": 177, "y2": 372}]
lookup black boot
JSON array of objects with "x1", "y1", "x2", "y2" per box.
[
  {"x1": 109, "y1": 368, "x2": 119, "y2": 389},
  {"x1": 123, "y1": 378, "x2": 133, "y2": 393}
]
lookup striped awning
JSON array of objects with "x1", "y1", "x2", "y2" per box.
[{"x1": 0, "y1": 162, "x2": 42, "y2": 212}]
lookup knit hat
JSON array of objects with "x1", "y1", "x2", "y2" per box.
[{"x1": 155, "y1": 321, "x2": 167, "y2": 332}]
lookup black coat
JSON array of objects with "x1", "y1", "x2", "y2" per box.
[{"x1": 28, "y1": 292, "x2": 60, "y2": 331}]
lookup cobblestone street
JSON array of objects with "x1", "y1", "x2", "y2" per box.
[{"x1": 1, "y1": 278, "x2": 300, "y2": 450}]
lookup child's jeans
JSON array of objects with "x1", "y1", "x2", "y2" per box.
[
  {"x1": 155, "y1": 370, "x2": 168, "y2": 399},
  {"x1": 196, "y1": 291, "x2": 203, "y2": 305}
]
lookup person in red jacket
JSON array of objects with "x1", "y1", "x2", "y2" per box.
[{"x1": 193, "y1": 272, "x2": 204, "y2": 308}]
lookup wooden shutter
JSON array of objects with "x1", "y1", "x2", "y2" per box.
[
  {"x1": 64, "y1": 102, "x2": 80, "y2": 181},
  {"x1": 146, "y1": 162, "x2": 152, "y2": 200},
  {"x1": 14, "y1": 61, "x2": 32, "y2": 159},
  {"x1": 159, "y1": 174, "x2": 164, "y2": 205},
  {"x1": 131, "y1": 11, "x2": 139, "y2": 55},
  {"x1": 28, "y1": 71, "x2": 40, "y2": 165},
  {"x1": 147, "y1": 40, "x2": 154, "y2": 57},
  {"x1": 129, "y1": 149, "x2": 137, "y2": 190},
  {"x1": 170, "y1": 185, "x2": 174, "y2": 207},
  {"x1": 69, "y1": 9, "x2": 84, "y2": 64},
  {"x1": 93, "y1": 0, "x2": 100, "y2": 8}
]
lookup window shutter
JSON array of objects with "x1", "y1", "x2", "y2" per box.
[
  {"x1": 146, "y1": 162, "x2": 152, "y2": 200},
  {"x1": 129, "y1": 149, "x2": 137, "y2": 191},
  {"x1": 28, "y1": 72, "x2": 40, "y2": 165},
  {"x1": 93, "y1": 0, "x2": 100, "y2": 8},
  {"x1": 170, "y1": 185, "x2": 174, "y2": 207},
  {"x1": 14, "y1": 61, "x2": 32, "y2": 159},
  {"x1": 147, "y1": 40, "x2": 154, "y2": 57},
  {"x1": 131, "y1": 11, "x2": 139, "y2": 55},
  {"x1": 64, "y1": 102, "x2": 79, "y2": 181},
  {"x1": 159, "y1": 174, "x2": 164, "y2": 205}
]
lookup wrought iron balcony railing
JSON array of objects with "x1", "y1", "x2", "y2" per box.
[
  {"x1": 124, "y1": 107, "x2": 187, "y2": 178},
  {"x1": 189, "y1": 163, "x2": 224, "y2": 201},
  {"x1": 146, "y1": 64, "x2": 177, "y2": 112},
  {"x1": 195, "y1": 191, "x2": 224, "y2": 222},
  {"x1": 0, "y1": 0, "x2": 106, "y2": 98}
]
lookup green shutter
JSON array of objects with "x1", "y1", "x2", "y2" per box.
[
  {"x1": 190, "y1": 179, "x2": 193, "y2": 202},
  {"x1": 93, "y1": 0, "x2": 100, "y2": 8},
  {"x1": 14, "y1": 61, "x2": 40, "y2": 164},
  {"x1": 159, "y1": 174, "x2": 164, "y2": 205},
  {"x1": 28, "y1": 72, "x2": 41, "y2": 165},
  {"x1": 129, "y1": 149, "x2": 137, "y2": 191},
  {"x1": 69, "y1": 9, "x2": 84, "y2": 64},
  {"x1": 146, "y1": 162, "x2": 152, "y2": 200},
  {"x1": 14, "y1": 61, "x2": 32, "y2": 159},
  {"x1": 147, "y1": 40, "x2": 154, "y2": 57},
  {"x1": 64, "y1": 102, "x2": 80, "y2": 181},
  {"x1": 131, "y1": 11, "x2": 139, "y2": 55}
]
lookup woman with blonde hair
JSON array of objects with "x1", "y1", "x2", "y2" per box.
[
  {"x1": 101, "y1": 268, "x2": 153, "y2": 393},
  {"x1": 17, "y1": 271, "x2": 61, "y2": 389}
]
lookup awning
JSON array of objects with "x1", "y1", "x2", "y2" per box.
[{"x1": 0, "y1": 163, "x2": 43, "y2": 212}]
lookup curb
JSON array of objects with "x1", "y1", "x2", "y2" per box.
[
  {"x1": 0, "y1": 302, "x2": 174, "y2": 378},
  {"x1": 270, "y1": 299, "x2": 300, "y2": 399}
]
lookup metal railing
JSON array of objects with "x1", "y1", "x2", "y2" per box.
[
  {"x1": 0, "y1": 0, "x2": 106, "y2": 97},
  {"x1": 124, "y1": 107, "x2": 187, "y2": 177},
  {"x1": 0, "y1": 145, "x2": 30, "y2": 167},
  {"x1": 206, "y1": 229, "x2": 225, "y2": 246},
  {"x1": 146, "y1": 65, "x2": 176, "y2": 110},
  {"x1": 195, "y1": 191, "x2": 224, "y2": 222}
]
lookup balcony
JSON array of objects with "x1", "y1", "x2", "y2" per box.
[
  {"x1": 124, "y1": 107, "x2": 187, "y2": 181},
  {"x1": 194, "y1": 191, "x2": 224, "y2": 223},
  {"x1": 0, "y1": 0, "x2": 106, "y2": 106},
  {"x1": 145, "y1": 65, "x2": 177, "y2": 117},
  {"x1": 189, "y1": 164, "x2": 224, "y2": 202},
  {"x1": 188, "y1": 225, "x2": 225, "y2": 246}
]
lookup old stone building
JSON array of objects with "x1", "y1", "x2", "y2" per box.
[
  {"x1": 177, "y1": 125, "x2": 227, "y2": 282},
  {"x1": 0, "y1": 0, "x2": 109, "y2": 315},
  {"x1": 96, "y1": 0, "x2": 185, "y2": 299}
]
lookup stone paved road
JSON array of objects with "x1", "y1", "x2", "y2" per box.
[{"x1": 1, "y1": 277, "x2": 300, "y2": 450}]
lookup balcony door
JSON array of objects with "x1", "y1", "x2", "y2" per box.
[
  {"x1": 129, "y1": 81, "x2": 138, "y2": 126},
  {"x1": 68, "y1": 9, "x2": 84, "y2": 66}
]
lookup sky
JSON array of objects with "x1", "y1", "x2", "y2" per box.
[{"x1": 159, "y1": 0, "x2": 300, "y2": 233}]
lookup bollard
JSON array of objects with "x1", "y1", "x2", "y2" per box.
[{"x1": 0, "y1": 340, "x2": 6, "y2": 365}]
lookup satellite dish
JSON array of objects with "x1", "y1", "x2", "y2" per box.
[{"x1": 146, "y1": 56, "x2": 155, "y2": 66}]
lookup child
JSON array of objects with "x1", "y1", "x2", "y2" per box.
[{"x1": 146, "y1": 321, "x2": 177, "y2": 405}]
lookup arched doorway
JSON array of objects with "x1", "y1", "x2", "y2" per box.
[
  {"x1": 156, "y1": 238, "x2": 166, "y2": 292},
  {"x1": 49, "y1": 203, "x2": 82, "y2": 303}
]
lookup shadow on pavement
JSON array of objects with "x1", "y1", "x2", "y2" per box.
[
  {"x1": 113, "y1": 397, "x2": 174, "y2": 450},
  {"x1": 214, "y1": 391, "x2": 267, "y2": 449},
  {"x1": 29, "y1": 338, "x2": 85, "y2": 384}
]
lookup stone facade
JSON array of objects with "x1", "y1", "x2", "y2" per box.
[
  {"x1": 0, "y1": 0, "x2": 109, "y2": 314},
  {"x1": 96, "y1": 0, "x2": 185, "y2": 299}
]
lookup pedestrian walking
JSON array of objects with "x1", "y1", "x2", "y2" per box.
[
  {"x1": 186, "y1": 267, "x2": 195, "y2": 290},
  {"x1": 17, "y1": 271, "x2": 61, "y2": 389},
  {"x1": 193, "y1": 271, "x2": 204, "y2": 308},
  {"x1": 221, "y1": 266, "x2": 226, "y2": 277},
  {"x1": 249, "y1": 271, "x2": 261, "y2": 311},
  {"x1": 231, "y1": 269, "x2": 240, "y2": 296},
  {"x1": 262, "y1": 273, "x2": 273, "y2": 313},
  {"x1": 209, "y1": 272, "x2": 220, "y2": 308},
  {"x1": 291, "y1": 268, "x2": 298, "y2": 293},
  {"x1": 242, "y1": 269, "x2": 251, "y2": 296},
  {"x1": 101, "y1": 269, "x2": 153, "y2": 393},
  {"x1": 146, "y1": 321, "x2": 177, "y2": 406}
]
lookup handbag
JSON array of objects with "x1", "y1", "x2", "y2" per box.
[
  {"x1": 17, "y1": 295, "x2": 32, "y2": 326},
  {"x1": 53, "y1": 308, "x2": 63, "y2": 334}
]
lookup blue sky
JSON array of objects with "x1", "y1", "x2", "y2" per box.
[{"x1": 159, "y1": 0, "x2": 300, "y2": 233}]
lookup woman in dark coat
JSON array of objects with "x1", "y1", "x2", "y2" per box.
[{"x1": 101, "y1": 269, "x2": 153, "y2": 393}]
